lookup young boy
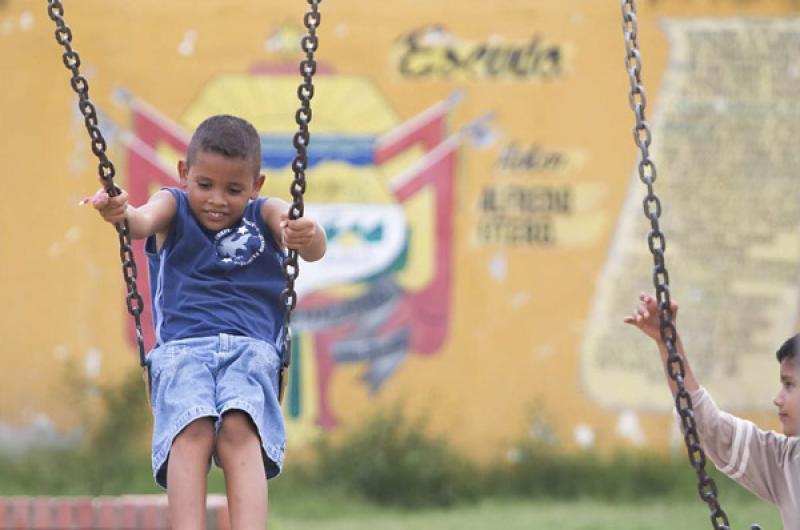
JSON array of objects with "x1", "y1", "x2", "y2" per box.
[
  {"x1": 625, "y1": 292, "x2": 800, "y2": 528},
  {"x1": 93, "y1": 114, "x2": 326, "y2": 530}
]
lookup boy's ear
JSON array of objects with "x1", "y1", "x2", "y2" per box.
[
  {"x1": 177, "y1": 160, "x2": 188, "y2": 188},
  {"x1": 251, "y1": 174, "x2": 266, "y2": 199}
]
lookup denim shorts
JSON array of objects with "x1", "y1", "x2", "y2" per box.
[{"x1": 146, "y1": 333, "x2": 286, "y2": 489}]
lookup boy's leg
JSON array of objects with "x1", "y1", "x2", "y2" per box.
[
  {"x1": 167, "y1": 417, "x2": 216, "y2": 530},
  {"x1": 216, "y1": 410, "x2": 268, "y2": 530}
]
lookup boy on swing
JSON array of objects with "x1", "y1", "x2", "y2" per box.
[
  {"x1": 92, "y1": 114, "x2": 327, "y2": 530},
  {"x1": 625, "y1": 292, "x2": 800, "y2": 528}
]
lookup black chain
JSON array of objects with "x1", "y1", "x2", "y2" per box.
[
  {"x1": 279, "y1": 0, "x2": 322, "y2": 401},
  {"x1": 620, "y1": 2, "x2": 732, "y2": 529},
  {"x1": 47, "y1": 0, "x2": 146, "y2": 368}
]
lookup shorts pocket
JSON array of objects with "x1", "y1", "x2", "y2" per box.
[
  {"x1": 148, "y1": 343, "x2": 188, "y2": 378},
  {"x1": 250, "y1": 342, "x2": 281, "y2": 372}
]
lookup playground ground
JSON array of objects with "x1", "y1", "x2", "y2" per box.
[{"x1": 268, "y1": 488, "x2": 781, "y2": 530}]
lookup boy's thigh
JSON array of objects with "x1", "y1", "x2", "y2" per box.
[
  {"x1": 215, "y1": 336, "x2": 286, "y2": 478},
  {"x1": 148, "y1": 337, "x2": 219, "y2": 427},
  {"x1": 216, "y1": 337, "x2": 281, "y2": 415}
]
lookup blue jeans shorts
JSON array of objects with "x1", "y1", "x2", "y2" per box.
[{"x1": 146, "y1": 333, "x2": 286, "y2": 489}]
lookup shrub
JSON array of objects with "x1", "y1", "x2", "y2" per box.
[
  {"x1": 492, "y1": 440, "x2": 691, "y2": 500},
  {"x1": 312, "y1": 408, "x2": 480, "y2": 508},
  {"x1": 0, "y1": 369, "x2": 155, "y2": 496},
  {"x1": 78, "y1": 370, "x2": 154, "y2": 494}
]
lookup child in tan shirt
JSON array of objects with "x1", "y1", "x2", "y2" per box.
[{"x1": 625, "y1": 292, "x2": 800, "y2": 528}]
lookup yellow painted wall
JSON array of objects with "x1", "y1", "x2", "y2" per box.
[{"x1": 1, "y1": 0, "x2": 798, "y2": 460}]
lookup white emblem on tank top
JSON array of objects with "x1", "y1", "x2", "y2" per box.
[{"x1": 214, "y1": 218, "x2": 266, "y2": 266}]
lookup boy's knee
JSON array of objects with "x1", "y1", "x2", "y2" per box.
[{"x1": 218, "y1": 410, "x2": 259, "y2": 448}]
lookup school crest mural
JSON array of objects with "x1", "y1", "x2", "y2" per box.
[{"x1": 120, "y1": 60, "x2": 468, "y2": 439}]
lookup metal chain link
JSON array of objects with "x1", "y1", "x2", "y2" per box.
[
  {"x1": 278, "y1": 0, "x2": 322, "y2": 401},
  {"x1": 620, "y1": 2, "x2": 733, "y2": 529},
  {"x1": 47, "y1": 0, "x2": 146, "y2": 367}
]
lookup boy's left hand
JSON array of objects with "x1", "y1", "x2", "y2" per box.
[{"x1": 280, "y1": 213, "x2": 317, "y2": 250}]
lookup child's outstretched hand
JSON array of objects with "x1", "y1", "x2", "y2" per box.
[
  {"x1": 89, "y1": 188, "x2": 129, "y2": 225},
  {"x1": 623, "y1": 292, "x2": 678, "y2": 342},
  {"x1": 280, "y1": 213, "x2": 317, "y2": 251}
]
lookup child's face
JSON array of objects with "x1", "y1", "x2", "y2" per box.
[
  {"x1": 774, "y1": 357, "x2": 800, "y2": 436},
  {"x1": 179, "y1": 151, "x2": 264, "y2": 231}
]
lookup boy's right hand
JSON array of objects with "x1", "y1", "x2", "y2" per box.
[
  {"x1": 91, "y1": 188, "x2": 129, "y2": 225},
  {"x1": 623, "y1": 292, "x2": 678, "y2": 342}
]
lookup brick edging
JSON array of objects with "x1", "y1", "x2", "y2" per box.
[{"x1": 0, "y1": 494, "x2": 229, "y2": 530}]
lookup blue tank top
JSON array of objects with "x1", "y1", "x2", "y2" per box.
[{"x1": 145, "y1": 187, "x2": 286, "y2": 347}]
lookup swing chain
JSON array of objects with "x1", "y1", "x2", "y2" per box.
[
  {"x1": 621, "y1": 2, "x2": 730, "y2": 530},
  {"x1": 47, "y1": 0, "x2": 147, "y2": 367},
  {"x1": 279, "y1": 0, "x2": 322, "y2": 377}
]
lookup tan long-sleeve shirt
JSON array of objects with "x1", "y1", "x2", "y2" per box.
[{"x1": 690, "y1": 387, "x2": 800, "y2": 529}]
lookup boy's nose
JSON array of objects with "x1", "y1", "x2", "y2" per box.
[{"x1": 209, "y1": 191, "x2": 226, "y2": 205}]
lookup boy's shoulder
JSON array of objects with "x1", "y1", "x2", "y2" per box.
[
  {"x1": 159, "y1": 186, "x2": 184, "y2": 199},
  {"x1": 149, "y1": 187, "x2": 183, "y2": 210}
]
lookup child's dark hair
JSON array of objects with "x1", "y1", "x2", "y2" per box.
[
  {"x1": 776, "y1": 334, "x2": 798, "y2": 362},
  {"x1": 186, "y1": 114, "x2": 262, "y2": 176}
]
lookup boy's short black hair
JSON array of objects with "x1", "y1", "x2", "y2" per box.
[
  {"x1": 776, "y1": 334, "x2": 798, "y2": 363},
  {"x1": 186, "y1": 114, "x2": 262, "y2": 176}
]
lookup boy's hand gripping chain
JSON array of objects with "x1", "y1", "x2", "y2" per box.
[
  {"x1": 620, "y1": 2, "x2": 748, "y2": 529},
  {"x1": 47, "y1": 0, "x2": 149, "y2": 398},
  {"x1": 278, "y1": 0, "x2": 322, "y2": 404}
]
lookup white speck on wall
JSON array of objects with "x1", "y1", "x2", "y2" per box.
[
  {"x1": 264, "y1": 29, "x2": 291, "y2": 53},
  {"x1": 489, "y1": 253, "x2": 507, "y2": 281},
  {"x1": 18, "y1": 11, "x2": 34, "y2": 31},
  {"x1": 574, "y1": 423, "x2": 595, "y2": 449},
  {"x1": 467, "y1": 118, "x2": 499, "y2": 149},
  {"x1": 511, "y1": 291, "x2": 530, "y2": 308},
  {"x1": 65, "y1": 226, "x2": 81, "y2": 243},
  {"x1": 84, "y1": 258, "x2": 101, "y2": 279},
  {"x1": 789, "y1": 64, "x2": 800, "y2": 79},
  {"x1": 616, "y1": 409, "x2": 646, "y2": 446},
  {"x1": 505, "y1": 446, "x2": 522, "y2": 464},
  {"x1": 336, "y1": 23, "x2": 349, "y2": 38},
  {"x1": 527, "y1": 418, "x2": 555, "y2": 444},
  {"x1": 48, "y1": 227, "x2": 82, "y2": 258},
  {"x1": 178, "y1": 30, "x2": 197, "y2": 56},
  {"x1": 53, "y1": 345, "x2": 69, "y2": 361},
  {"x1": 48, "y1": 241, "x2": 63, "y2": 259},
  {"x1": 84, "y1": 348, "x2": 102, "y2": 378},
  {"x1": 713, "y1": 97, "x2": 728, "y2": 114},
  {"x1": 420, "y1": 26, "x2": 451, "y2": 46}
]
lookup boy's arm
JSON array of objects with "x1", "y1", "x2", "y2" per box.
[
  {"x1": 624, "y1": 292, "x2": 795, "y2": 507},
  {"x1": 261, "y1": 198, "x2": 327, "y2": 262},
  {"x1": 623, "y1": 292, "x2": 699, "y2": 397},
  {"x1": 93, "y1": 188, "x2": 177, "y2": 240}
]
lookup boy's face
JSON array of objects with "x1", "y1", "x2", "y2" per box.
[
  {"x1": 774, "y1": 357, "x2": 799, "y2": 436},
  {"x1": 178, "y1": 151, "x2": 264, "y2": 231}
]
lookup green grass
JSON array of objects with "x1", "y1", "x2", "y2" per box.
[
  {"x1": 266, "y1": 470, "x2": 780, "y2": 530},
  {"x1": 268, "y1": 497, "x2": 780, "y2": 530}
]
